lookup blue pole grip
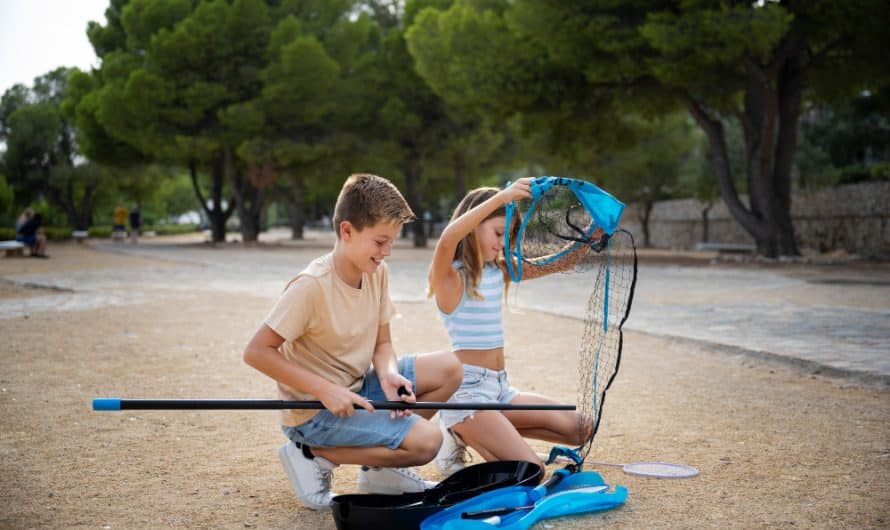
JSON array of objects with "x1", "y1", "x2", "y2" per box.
[{"x1": 93, "y1": 398, "x2": 121, "y2": 411}]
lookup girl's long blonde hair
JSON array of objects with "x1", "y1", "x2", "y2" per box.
[{"x1": 430, "y1": 187, "x2": 518, "y2": 300}]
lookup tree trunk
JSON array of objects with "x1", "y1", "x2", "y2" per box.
[
  {"x1": 289, "y1": 174, "x2": 305, "y2": 240},
  {"x1": 772, "y1": 39, "x2": 804, "y2": 257},
  {"x1": 683, "y1": 28, "x2": 810, "y2": 259},
  {"x1": 701, "y1": 202, "x2": 713, "y2": 243},
  {"x1": 404, "y1": 160, "x2": 427, "y2": 248},
  {"x1": 75, "y1": 182, "x2": 94, "y2": 230},
  {"x1": 639, "y1": 201, "x2": 653, "y2": 248},
  {"x1": 189, "y1": 159, "x2": 231, "y2": 243},
  {"x1": 687, "y1": 92, "x2": 799, "y2": 258},
  {"x1": 224, "y1": 148, "x2": 264, "y2": 243}
]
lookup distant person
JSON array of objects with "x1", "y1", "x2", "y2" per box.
[
  {"x1": 113, "y1": 205, "x2": 128, "y2": 240},
  {"x1": 129, "y1": 205, "x2": 142, "y2": 243},
  {"x1": 15, "y1": 207, "x2": 34, "y2": 233},
  {"x1": 15, "y1": 210, "x2": 48, "y2": 258}
]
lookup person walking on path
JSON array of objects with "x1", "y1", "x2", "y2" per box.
[
  {"x1": 129, "y1": 205, "x2": 142, "y2": 243},
  {"x1": 112, "y1": 205, "x2": 127, "y2": 241}
]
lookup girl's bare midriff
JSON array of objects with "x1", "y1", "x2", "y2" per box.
[{"x1": 455, "y1": 347, "x2": 505, "y2": 371}]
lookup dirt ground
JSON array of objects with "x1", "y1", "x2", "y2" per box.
[{"x1": 0, "y1": 242, "x2": 887, "y2": 529}]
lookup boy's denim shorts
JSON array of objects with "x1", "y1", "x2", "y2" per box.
[
  {"x1": 282, "y1": 355, "x2": 418, "y2": 449},
  {"x1": 439, "y1": 364, "x2": 519, "y2": 430}
]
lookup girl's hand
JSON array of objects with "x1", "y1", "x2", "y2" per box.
[
  {"x1": 319, "y1": 384, "x2": 374, "y2": 417},
  {"x1": 381, "y1": 372, "x2": 415, "y2": 419},
  {"x1": 500, "y1": 178, "x2": 533, "y2": 204},
  {"x1": 589, "y1": 227, "x2": 606, "y2": 243}
]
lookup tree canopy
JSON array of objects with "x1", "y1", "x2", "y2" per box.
[
  {"x1": 406, "y1": 0, "x2": 890, "y2": 256},
  {"x1": 2, "y1": 0, "x2": 886, "y2": 254}
]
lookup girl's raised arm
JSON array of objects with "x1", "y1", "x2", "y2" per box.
[{"x1": 428, "y1": 179, "x2": 532, "y2": 299}]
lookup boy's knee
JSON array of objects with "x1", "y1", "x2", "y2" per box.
[
  {"x1": 419, "y1": 423, "x2": 444, "y2": 462},
  {"x1": 405, "y1": 420, "x2": 443, "y2": 464}
]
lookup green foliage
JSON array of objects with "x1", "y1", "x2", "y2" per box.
[
  {"x1": 120, "y1": 0, "x2": 193, "y2": 50},
  {"x1": 868, "y1": 163, "x2": 890, "y2": 181},
  {"x1": 407, "y1": 2, "x2": 538, "y2": 116},
  {"x1": 596, "y1": 113, "x2": 697, "y2": 205},
  {"x1": 640, "y1": 4, "x2": 792, "y2": 110},
  {"x1": 0, "y1": 223, "x2": 200, "y2": 241},
  {"x1": 803, "y1": 89, "x2": 890, "y2": 165},
  {"x1": 3, "y1": 102, "x2": 61, "y2": 200},
  {"x1": 147, "y1": 223, "x2": 201, "y2": 235},
  {"x1": 835, "y1": 163, "x2": 890, "y2": 185},
  {"x1": 676, "y1": 129, "x2": 715, "y2": 204},
  {"x1": 147, "y1": 170, "x2": 200, "y2": 220},
  {"x1": 87, "y1": 0, "x2": 129, "y2": 57},
  {"x1": 1, "y1": 68, "x2": 111, "y2": 229},
  {"x1": 0, "y1": 173, "x2": 13, "y2": 224},
  {"x1": 795, "y1": 88, "x2": 890, "y2": 189},
  {"x1": 406, "y1": 0, "x2": 890, "y2": 255},
  {"x1": 7, "y1": 0, "x2": 886, "y2": 253}
]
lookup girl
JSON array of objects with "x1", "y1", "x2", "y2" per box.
[{"x1": 428, "y1": 178, "x2": 594, "y2": 475}]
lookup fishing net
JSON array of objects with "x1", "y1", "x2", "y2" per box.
[{"x1": 505, "y1": 177, "x2": 637, "y2": 469}]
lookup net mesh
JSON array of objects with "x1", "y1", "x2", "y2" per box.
[
  {"x1": 507, "y1": 180, "x2": 637, "y2": 468},
  {"x1": 512, "y1": 185, "x2": 610, "y2": 275},
  {"x1": 573, "y1": 229, "x2": 636, "y2": 465}
]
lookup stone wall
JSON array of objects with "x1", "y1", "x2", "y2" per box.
[{"x1": 620, "y1": 181, "x2": 890, "y2": 256}]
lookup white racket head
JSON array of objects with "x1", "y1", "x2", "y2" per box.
[{"x1": 621, "y1": 461, "x2": 699, "y2": 478}]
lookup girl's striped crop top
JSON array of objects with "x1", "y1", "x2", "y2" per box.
[{"x1": 438, "y1": 261, "x2": 505, "y2": 351}]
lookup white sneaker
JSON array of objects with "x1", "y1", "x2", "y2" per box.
[
  {"x1": 434, "y1": 421, "x2": 470, "y2": 477},
  {"x1": 278, "y1": 442, "x2": 338, "y2": 510},
  {"x1": 357, "y1": 466, "x2": 437, "y2": 494}
]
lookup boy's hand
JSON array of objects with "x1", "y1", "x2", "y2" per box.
[
  {"x1": 500, "y1": 178, "x2": 533, "y2": 204},
  {"x1": 319, "y1": 384, "x2": 374, "y2": 417},
  {"x1": 381, "y1": 372, "x2": 415, "y2": 419}
]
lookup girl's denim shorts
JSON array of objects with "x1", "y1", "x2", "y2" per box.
[
  {"x1": 282, "y1": 355, "x2": 418, "y2": 449},
  {"x1": 439, "y1": 363, "x2": 519, "y2": 429}
]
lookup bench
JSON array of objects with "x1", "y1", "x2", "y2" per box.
[
  {"x1": 0, "y1": 240, "x2": 25, "y2": 257},
  {"x1": 72, "y1": 230, "x2": 89, "y2": 243},
  {"x1": 695, "y1": 242, "x2": 756, "y2": 254}
]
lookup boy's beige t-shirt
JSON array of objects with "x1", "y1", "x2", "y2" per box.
[{"x1": 264, "y1": 252, "x2": 396, "y2": 426}]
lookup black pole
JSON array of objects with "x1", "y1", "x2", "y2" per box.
[{"x1": 93, "y1": 398, "x2": 575, "y2": 411}]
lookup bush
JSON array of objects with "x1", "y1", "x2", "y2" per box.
[
  {"x1": 868, "y1": 162, "x2": 890, "y2": 181},
  {"x1": 837, "y1": 164, "x2": 871, "y2": 185},
  {"x1": 87, "y1": 226, "x2": 113, "y2": 238},
  {"x1": 0, "y1": 223, "x2": 200, "y2": 241},
  {"x1": 837, "y1": 163, "x2": 890, "y2": 185},
  {"x1": 0, "y1": 227, "x2": 77, "y2": 240},
  {"x1": 44, "y1": 227, "x2": 75, "y2": 240},
  {"x1": 148, "y1": 223, "x2": 200, "y2": 235}
]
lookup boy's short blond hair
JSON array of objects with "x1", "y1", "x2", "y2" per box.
[{"x1": 332, "y1": 174, "x2": 415, "y2": 236}]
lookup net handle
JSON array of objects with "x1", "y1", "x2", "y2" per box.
[
  {"x1": 504, "y1": 177, "x2": 555, "y2": 282},
  {"x1": 503, "y1": 176, "x2": 626, "y2": 282}
]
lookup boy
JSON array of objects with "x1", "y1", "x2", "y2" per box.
[{"x1": 243, "y1": 174, "x2": 462, "y2": 510}]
